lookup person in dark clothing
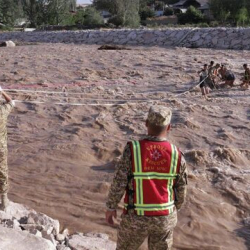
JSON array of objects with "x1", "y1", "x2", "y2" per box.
[
  {"x1": 240, "y1": 64, "x2": 250, "y2": 89},
  {"x1": 198, "y1": 64, "x2": 209, "y2": 99},
  {"x1": 219, "y1": 65, "x2": 235, "y2": 87}
]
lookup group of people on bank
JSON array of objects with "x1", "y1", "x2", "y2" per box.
[{"x1": 198, "y1": 61, "x2": 250, "y2": 99}]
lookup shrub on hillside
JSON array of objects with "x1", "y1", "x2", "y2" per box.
[
  {"x1": 164, "y1": 8, "x2": 174, "y2": 16},
  {"x1": 197, "y1": 22, "x2": 209, "y2": 27},
  {"x1": 83, "y1": 7, "x2": 104, "y2": 27},
  {"x1": 178, "y1": 6, "x2": 204, "y2": 24},
  {"x1": 140, "y1": 7, "x2": 155, "y2": 21},
  {"x1": 124, "y1": 12, "x2": 140, "y2": 28},
  {"x1": 108, "y1": 15, "x2": 123, "y2": 27},
  {"x1": 210, "y1": 21, "x2": 219, "y2": 27}
]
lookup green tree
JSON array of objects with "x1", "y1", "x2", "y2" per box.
[
  {"x1": 74, "y1": 8, "x2": 85, "y2": 25},
  {"x1": 93, "y1": 0, "x2": 118, "y2": 14},
  {"x1": 45, "y1": 0, "x2": 73, "y2": 25},
  {"x1": 83, "y1": 7, "x2": 103, "y2": 27},
  {"x1": 139, "y1": 6, "x2": 155, "y2": 21},
  {"x1": 21, "y1": 0, "x2": 41, "y2": 27},
  {"x1": 209, "y1": 0, "x2": 246, "y2": 24},
  {"x1": 93, "y1": 0, "x2": 140, "y2": 27},
  {"x1": 116, "y1": 0, "x2": 140, "y2": 27},
  {"x1": 236, "y1": 7, "x2": 249, "y2": 26},
  {"x1": 21, "y1": 0, "x2": 76, "y2": 27},
  {"x1": 0, "y1": 0, "x2": 16, "y2": 25},
  {"x1": 178, "y1": 6, "x2": 204, "y2": 24},
  {"x1": 164, "y1": 7, "x2": 174, "y2": 16}
]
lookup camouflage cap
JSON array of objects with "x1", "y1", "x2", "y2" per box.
[{"x1": 147, "y1": 105, "x2": 172, "y2": 126}]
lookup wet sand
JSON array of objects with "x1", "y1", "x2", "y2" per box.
[{"x1": 1, "y1": 44, "x2": 250, "y2": 249}]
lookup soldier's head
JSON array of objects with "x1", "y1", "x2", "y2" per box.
[
  {"x1": 243, "y1": 63, "x2": 248, "y2": 69},
  {"x1": 204, "y1": 64, "x2": 208, "y2": 69},
  {"x1": 210, "y1": 61, "x2": 214, "y2": 66},
  {"x1": 146, "y1": 105, "x2": 172, "y2": 137},
  {"x1": 215, "y1": 63, "x2": 221, "y2": 69}
]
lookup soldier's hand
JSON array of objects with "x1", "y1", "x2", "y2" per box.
[{"x1": 105, "y1": 209, "x2": 117, "y2": 226}]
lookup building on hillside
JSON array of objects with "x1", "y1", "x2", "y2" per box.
[
  {"x1": 171, "y1": 0, "x2": 210, "y2": 17},
  {"x1": 155, "y1": 10, "x2": 164, "y2": 17},
  {"x1": 76, "y1": 3, "x2": 91, "y2": 9}
]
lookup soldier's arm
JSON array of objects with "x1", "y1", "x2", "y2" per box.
[
  {"x1": 0, "y1": 88, "x2": 15, "y2": 115},
  {"x1": 106, "y1": 144, "x2": 131, "y2": 210},
  {"x1": 175, "y1": 154, "x2": 187, "y2": 211}
]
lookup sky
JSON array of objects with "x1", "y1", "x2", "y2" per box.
[{"x1": 77, "y1": 0, "x2": 92, "y2": 4}]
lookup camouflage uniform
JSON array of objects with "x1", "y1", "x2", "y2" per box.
[
  {"x1": 0, "y1": 101, "x2": 15, "y2": 194},
  {"x1": 106, "y1": 106, "x2": 188, "y2": 250}
]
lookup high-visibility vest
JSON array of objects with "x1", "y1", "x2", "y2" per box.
[{"x1": 124, "y1": 140, "x2": 181, "y2": 216}]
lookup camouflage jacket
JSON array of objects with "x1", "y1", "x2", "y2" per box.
[
  {"x1": 0, "y1": 101, "x2": 15, "y2": 149},
  {"x1": 106, "y1": 136, "x2": 188, "y2": 211}
]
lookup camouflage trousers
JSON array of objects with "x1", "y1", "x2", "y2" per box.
[
  {"x1": 117, "y1": 210, "x2": 177, "y2": 250},
  {"x1": 0, "y1": 149, "x2": 8, "y2": 194}
]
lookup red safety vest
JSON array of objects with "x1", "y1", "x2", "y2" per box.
[{"x1": 124, "y1": 140, "x2": 181, "y2": 216}]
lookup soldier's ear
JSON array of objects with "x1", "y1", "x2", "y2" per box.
[{"x1": 167, "y1": 124, "x2": 171, "y2": 131}]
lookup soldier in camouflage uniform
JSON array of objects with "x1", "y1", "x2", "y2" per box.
[
  {"x1": 106, "y1": 105, "x2": 188, "y2": 250},
  {"x1": 0, "y1": 87, "x2": 15, "y2": 210}
]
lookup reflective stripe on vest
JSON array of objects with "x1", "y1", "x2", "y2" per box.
[{"x1": 127, "y1": 141, "x2": 179, "y2": 216}]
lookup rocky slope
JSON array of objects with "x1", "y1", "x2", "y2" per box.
[{"x1": 0, "y1": 202, "x2": 116, "y2": 250}]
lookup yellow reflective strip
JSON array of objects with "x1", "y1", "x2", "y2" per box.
[
  {"x1": 169, "y1": 144, "x2": 177, "y2": 202},
  {"x1": 133, "y1": 172, "x2": 177, "y2": 177},
  {"x1": 136, "y1": 141, "x2": 142, "y2": 173},
  {"x1": 169, "y1": 144, "x2": 173, "y2": 174},
  {"x1": 138, "y1": 178, "x2": 143, "y2": 205},
  {"x1": 132, "y1": 141, "x2": 139, "y2": 173},
  {"x1": 135, "y1": 205, "x2": 175, "y2": 212},
  {"x1": 170, "y1": 144, "x2": 175, "y2": 174},
  {"x1": 169, "y1": 179, "x2": 173, "y2": 203},
  {"x1": 135, "y1": 178, "x2": 141, "y2": 206},
  {"x1": 138, "y1": 209, "x2": 144, "y2": 215},
  {"x1": 173, "y1": 145, "x2": 179, "y2": 174},
  {"x1": 134, "y1": 201, "x2": 174, "y2": 208},
  {"x1": 134, "y1": 176, "x2": 176, "y2": 180},
  {"x1": 169, "y1": 145, "x2": 174, "y2": 205},
  {"x1": 134, "y1": 141, "x2": 143, "y2": 210}
]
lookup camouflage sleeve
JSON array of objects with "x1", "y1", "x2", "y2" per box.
[
  {"x1": 0, "y1": 101, "x2": 15, "y2": 117},
  {"x1": 106, "y1": 144, "x2": 131, "y2": 210},
  {"x1": 175, "y1": 153, "x2": 187, "y2": 210}
]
